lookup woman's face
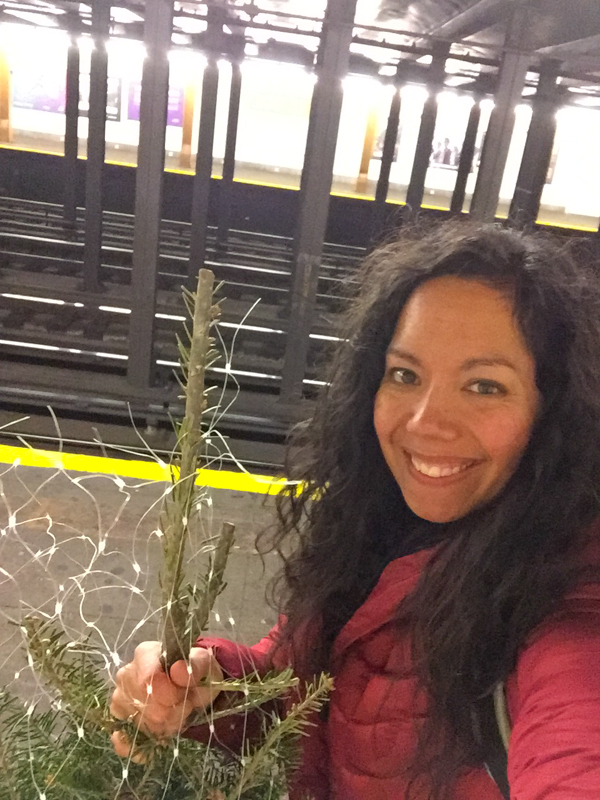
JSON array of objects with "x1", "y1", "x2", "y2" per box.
[{"x1": 374, "y1": 277, "x2": 540, "y2": 523}]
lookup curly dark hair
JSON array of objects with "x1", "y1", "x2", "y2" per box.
[{"x1": 266, "y1": 221, "x2": 600, "y2": 799}]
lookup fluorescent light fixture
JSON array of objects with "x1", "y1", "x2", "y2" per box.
[
  {"x1": 218, "y1": 321, "x2": 285, "y2": 334},
  {"x1": 98, "y1": 305, "x2": 130, "y2": 314},
  {"x1": 111, "y1": 7, "x2": 143, "y2": 24},
  {"x1": 3, "y1": 10, "x2": 59, "y2": 27},
  {"x1": 575, "y1": 95, "x2": 600, "y2": 107},
  {"x1": 173, "y1": 15, "x2": 205, "y2": 34},
  {"x1": 0, "y1": 339, "x2": 60, "y2": 351},
  {"x1": 1, "y1": 293, "x2": 65, "y2": 305},
  {"x1": 156, "y1": 313, "x2": 186, "y2": 321},
  {"x1": 401, "y1": 84, "x2": 430, "y2": 104}
]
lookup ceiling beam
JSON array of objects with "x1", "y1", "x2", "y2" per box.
[
  {"x1": 427, "y1": 0, "x2": 522, "y2": 39},
  {"x1": 537, "y1": 32, "x2": 600, "y2": 58}
]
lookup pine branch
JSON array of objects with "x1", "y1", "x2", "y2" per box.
[
  {"x1": 226, "y1": 673, "x2": 334, "y2": 800},
  {"x1": 190, "y1": 521, "x2": 236, "y2": 641},
  {"x1": 22, "y1": 616, "x2": 112, "y2": 733},
  {"x1": 159, "y1": 269, "x2": 235, "y2": 669}
]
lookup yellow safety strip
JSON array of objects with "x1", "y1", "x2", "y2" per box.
[
  {"x1": 0, "y1": 143, "x2": 595, "y2": 232},
  {"x1": 0, "y1": 443, "x2": 286, "y2": 495}
]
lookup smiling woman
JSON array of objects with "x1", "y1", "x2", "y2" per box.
[
  {"x1": 111, "y1": 222, "x2": 600, "y2": 800},
  {"x1": 266, "y1": 222, "x2": 600, "y2": 798}
]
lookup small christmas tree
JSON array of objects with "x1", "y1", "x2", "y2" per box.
[{"x1": 0, "y1": 271, "x2": 331, "y2": 800}]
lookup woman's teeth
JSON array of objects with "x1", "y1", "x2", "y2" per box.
[{"x1": 410, "y1": 456, "x2": 473, "y2": 478}]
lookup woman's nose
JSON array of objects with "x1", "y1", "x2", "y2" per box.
[{"x1": 405, "y1": 389, "x2": 459, "y2": 440}]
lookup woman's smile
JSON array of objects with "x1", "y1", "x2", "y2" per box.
[{"x1": 405, "y1": 450, "x2": 481, "y2": 481}]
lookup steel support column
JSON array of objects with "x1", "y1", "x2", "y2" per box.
[
  {"x1": 280, "y1": 0, "x2": 357, "y2": 403},
  {"x1": 370, "y1": 72, "x2": 402, "y2": 242},
  {"x1": 127, "y1": 0, "x2": 174, "y2": 390},
  {"x1": 450, "y1": 91, "x2": 483, "y2": 214},
  {"x1": 469, "y1": 6, "x2": 532, "y2": 222},
  {"x1": 82, "y1": 0, "x2": 110, "y2": 292},
  {"x1": 188, "y1": 6, "x2": 226, "y2": 284},
  {"x1": 508, "y1": 60, "x2": 561, "y2": 227},
  {"x1": 217, "y1": 59, "x2": 243, "y2": 251},
  {"x1": 64, "y1": 30, "x2": 80, "y2": 226},
  {"x1": 404, "y1": 41, "x2": 450, "y2": 219}
]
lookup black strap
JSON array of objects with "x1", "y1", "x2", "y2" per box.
[{"x1": 476, "y1": 693, "x2": 510, "y2": 799}]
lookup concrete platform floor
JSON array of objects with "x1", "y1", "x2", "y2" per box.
[{"x1": 0, "y1": 460, "x2": 279, "y2": 704}]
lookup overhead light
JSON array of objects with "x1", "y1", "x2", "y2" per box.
[
  {"x1": 111, "y1": 7, "x2": 143, "y2": 24},
  {"x1": 173, "y1": 15, "x2": 205, "y2": 34},
  {"x1": 171, "y1": 32, "x2": 191, "y2": 45},
  {"x1": 3, "y1": 10, "x2": 59, "y2": 27},
  {"x1": 575, "y1": 96, "x2": 600, "y2": 107},
  {"x1": 445, "y1": 58, "x2": 468, "y2": 75},
  {"x1": 445, "y1": 75, "x2": 475, "y2": 87},
  {"x1": 401, "y1": 84, "x2": 430, "y2": 104},
  {"x1": 378, "y1": 64, "x2": 397, "y2": 77}
]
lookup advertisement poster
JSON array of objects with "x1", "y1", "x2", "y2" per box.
[
  {"x1": 79, "y1": 74, "x2": 122, "y2": 122},
  {"x1": 12, "y1": 67, "x2": 66, "y2": 114},
  {"x1": 127, "y1": 81, "x2": 185, "y2": 127}
]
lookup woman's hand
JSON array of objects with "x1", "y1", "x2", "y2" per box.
[{"x1": 110, "y1": 641, "x2": 223, "y2": 758}]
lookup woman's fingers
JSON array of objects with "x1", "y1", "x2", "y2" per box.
[
  {"x1": 169, "y1": 647, "x2": 224, "y2": 708},
  {"x1": 110, "y1": 642, "x2": 224, "y2": 747}
]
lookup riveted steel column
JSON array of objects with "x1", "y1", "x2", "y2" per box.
[
  {"x1": 450, "y1": 90, "x2": 483, "y2": 214},
  {"x1": 188, "y1": 5, "x2": 225, "y2": 283},
  {"x1": 280, "y1": 0, "x2": 357, "y2": 403},
  {"x1": 82, "y1": 0, "x2": 110, "y2": 292},
  {"x1": 508, "y1": 60, "x2": 561, "y2": 227},
  {"x1": 64, "y1": 28, "x2": 80, "y2": 226},
  {"x1": 370, "y1": 70, "x2": 402, "y2": 242},
  {"x1": 127, "y1": 0, "x2": 174, "y2": 389},
  {"x1": 217, "y1": 58, "x2": 243, "y2": 250},
  {"x1": 404, "y1": 40, "x2": 449, "y2": 219},
  {"x1": 469, "y1": 5, "x2": 531, "y2": 222}
]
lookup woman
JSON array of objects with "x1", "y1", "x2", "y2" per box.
[{"x1": 111, "y1": 223, "x2": 600, "y2": 799}]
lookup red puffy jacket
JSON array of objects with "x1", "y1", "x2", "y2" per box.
[{"x1": 195, "y1": 539, "x2": 600, "y2": 799}]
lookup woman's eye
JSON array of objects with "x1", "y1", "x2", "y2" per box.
[
  {"x1": 390, "y1": 368, "x2": 419, "y2": 385},
  {"x1": 467, "y1": 380, "x2": 505, "y2": 396}
]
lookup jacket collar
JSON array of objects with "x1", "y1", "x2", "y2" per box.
[{"x1": 331, "y1": 546, "x2": 437, "y2": 667}]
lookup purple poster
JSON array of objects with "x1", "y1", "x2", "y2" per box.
[
  {"x1": 12, "y1": 69, "x2": 65, "y2": 114},
  {"x1": 127, "y1": 81, "x2": 184, "y2": 127},
  {"x1": 78, "y1": 74, "x2": 122, "y2": 122}
]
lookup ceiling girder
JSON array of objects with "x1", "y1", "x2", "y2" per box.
[{"x1": 427, "y1": 0, "x2": 519, "y2": 39}]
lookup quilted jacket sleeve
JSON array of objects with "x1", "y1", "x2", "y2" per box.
[
  {"x1": 199, "y1": 623, "x2": 283, "y2": 679},
  {"x1": 184, "y1": 622, "x2": 285, "y2": 751},
  {"x1": 507, "y1": 591, "x2": 600, "y2": 799}
]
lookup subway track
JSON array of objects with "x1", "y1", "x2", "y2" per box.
[{"x1": 0, "y1": 197, "x2": 365, "y2": 457}]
